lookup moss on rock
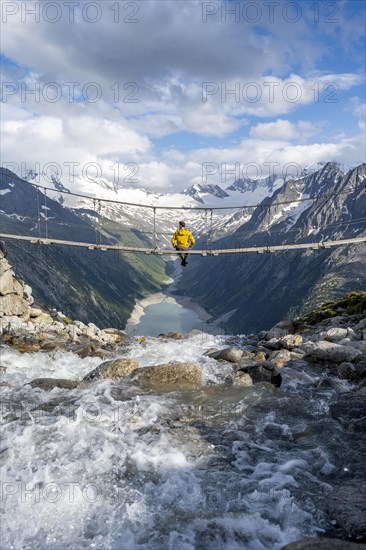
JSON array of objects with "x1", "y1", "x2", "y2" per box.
[{"x1": 301, "y1": 291, "x2": 366, "y2": 325}]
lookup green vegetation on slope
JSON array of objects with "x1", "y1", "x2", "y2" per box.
[{"x1": 300, "y1": 291, "x2": 366, "y2": 324}]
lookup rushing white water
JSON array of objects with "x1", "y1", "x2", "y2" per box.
[{"x1": 0, "y1": 333, "x2": 354, "y2": 549}]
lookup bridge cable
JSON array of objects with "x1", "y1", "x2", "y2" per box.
[
  {"x1": 44, "y1": 188, "x2": 48, "y2": 239},
  {"x1": 23, "y1": 180, "x2": 365, "y2": 211},
  {"x1": 36, "y1": 188, "x2": 41, "y2": 239},
  {"x1": 153, "y1": 207, "x2": 157, "y2": 248}
]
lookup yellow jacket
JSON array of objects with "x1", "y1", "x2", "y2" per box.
[{"x1": 171, "y1": 228, "x2": 195, "y2": 249}]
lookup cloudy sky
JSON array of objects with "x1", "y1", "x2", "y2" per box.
[{"x1": 1, "y1": 0, "x2": 365, "y2": 191}]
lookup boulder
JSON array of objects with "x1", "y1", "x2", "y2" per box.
[
  {"x1": 12, "y1": 278, "x2": 24, "y2": 296},
  {"x1": 353, "y1": 317, "x2": 366, "y2": 330},
  {"x1": 166, "y1": 331, "x2": 184, "y2": 339},
  {"x1": 354, "y1": 380, "x2": 366, "y2": 394},
  {"x1": 29, "y1": 308, "x2": 43, "y2": 318},
  {"x1": 11, "y1": 334, "x2": 40, "y2": 353},
  {"x1": 280, "y1": 334, "x2": 303, "y2": 350},
  {"x1": 83, "y1": 358, "x2": 139, "y2": 381},
  {"x1": 264, "y1": 338, "x2": 281, "y2": 350},
  {"x1": 0, "y1": 294, "x2": 28, "y2": 317},
  {"x1": 269, "y1": 349, "x2": 292, "y2": 368},
  {"x1": 23, "y1": 284, "x2": 33, "y2": 298},
  {"x1": 129, "y1": 362, "x2": 202, "y2": 390},
  {"x1": 343, "y1": 340, "x2": 366, "y2": 354},
  {"x1": 237, "y1": 357, "x2": 257, "y2": 369},
  {"x1": 0, "y1": 270, "x2": 15, "y2": 296},
  {"x1": 253, "y1": 351, "x2": 266, "y2": 362},
  {"x1": 232, "y1": 371, "x2": 253, "y2": 387},
  {"x1": 40, "y1": 340, "x2": 67, "y2": 352},
  {"x1": 239, "y1": 361, "x2": 282, "y2": 387},
  {"x1": 303, "y1": 341, "x2": 362, "y2": 363},
  {"x1": 0, "y1": 257, "x2": 10, "y2": 277},
  {"x1": 337, "y1": 362, "x2": 357, "y2": 380},
  {"x1": 103, "y1": 327, "x2": 127, "y2": 336},
  {"x1": 208, "y1": 347, "x2": 243, "y2": 363},
  {"x1": 28, "y1": 378, "x2": 79, "y2": 391},
  {"x1": 71, "y1": 340, "x2": 99, "y2": 358},
  {"x1": 324, "y1": 327, "x2": 348, "y2": 342},
  {"x1": 0, "y1": 316, "x2": 26, "y2": 333},
  {"x1": 290, "y1": 351, "x2": 305, "y2": 360},
  {"x1": 203, "y1": 348, "x2": 219, "y2": 356},
  {"x1": 280, "y1": 538, "x2": 363, "y2": 549},
  {"x1": 31, "y1": 312, "x2": 54, "y2": 325}
]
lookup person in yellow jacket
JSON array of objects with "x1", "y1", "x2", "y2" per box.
[{"x1": 171, "y1": 221, "x2": 195, "y2": 266}]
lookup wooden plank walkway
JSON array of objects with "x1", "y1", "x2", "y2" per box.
[{"x1": 1, "y1": 233, "x2": 365, "y2": 256}]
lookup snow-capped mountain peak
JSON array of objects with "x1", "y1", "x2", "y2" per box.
[{"x1": 181, "y1": 183, "x2": 230, "y2": 204}]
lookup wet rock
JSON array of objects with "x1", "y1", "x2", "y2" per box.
[
  {"x1": 354, "y1": 380, "x2": 366, "y2": 394},
  {"x1": 88, "y1": 349, "x2": 114, "y2": 360},
  {"x1": 330, "y1": 393, "x2": 366, "y2": 426},
  {"x1": 208, "y1": 347, "x2": 243, "y2": 363},
  {"x1": 189, "y1": 329, "x2": 203, "y2": 336},
  {"x1": 101, "y1": 329, "x2": 128, "y2": 344},
  {"x1": 239, "y1": 360, "x2": 282, "y2": 387},
  {"x1": 352, "y1": 416, "x2": 366, "y2": 432},
  {"x1": 232, "y1": 371, "x2": 253, "y2": 387},
  {"x1": 303, "y1": 341, "x2": 362, "y2": 363},
  {"x1": 253, "y1": 351, "x2": 266, "y2": 362},
  {"x1": 28, "y1": 378, "x2": 79, "y2": 391},
  {"x1": 36, "y1": 330, "x2": 68, "y2": 342},
  {"x1": 264, "y1": 338, "x2": 281, "y2": 350},
  {"x1": 269, "y1": 349, "x2": 292, "y2": 368},
  {"x1": 290, "y1": 351, "x2": 305, "y2": 360},
  {"x1": 38, "y1": 340, "x2": 62, "y2": 352},
  {"x1": 280, "y1": 538, "x2": 363, "y2": 549},
  {"x1": 71, "y1": 340, "x2": 99, "y2": 358},
  {"x1": 10, "y1": 334, "x2": 40, "y2": 353},
  {"x1": 237, "y1": 358, "x2": 257, "y2": 370},
  {"x1": 241, "y1": 350, "x2": 256, "y2": 358},
  {"x1": 83, "y1": 358, "x2": 139, "y2": 381},
  {"x1": 280, "y1": 334, "x2": 303, "y2": 350},
  {"x1": 203, "y1": 348, "x2": 219, "y2": 356},
  {"x1": 337, "y1": 362, "x2": 357, "y2": 380},
  {"x1": 129, "y1": 362, "x2": 202, "y2": 390},
  {"x1": 326, "y1": 481, "x2": 366, "y2": 540},
  {"x1": 160, "y1": 331, "x2": 183, "y2": 339}
]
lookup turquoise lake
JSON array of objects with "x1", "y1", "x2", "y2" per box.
[{"x1": 134, "y1": 301, "x2": 203, "y2": 336}]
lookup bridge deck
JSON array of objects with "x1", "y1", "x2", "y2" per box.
[{"x1": 1, "y1": 233, "x2": 365, "y2": 255}]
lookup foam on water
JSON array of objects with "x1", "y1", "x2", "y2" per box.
[{"x1": 0, "y1": 334, "x2": 352, "y2": 548}]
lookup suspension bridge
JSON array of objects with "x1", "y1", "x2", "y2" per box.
[
  {"x1": 0, "y1": 233, "x2": 365, "y2": 256},
  {"x1": 1, "y1": 179, "x2": 365, "y2": 256}
]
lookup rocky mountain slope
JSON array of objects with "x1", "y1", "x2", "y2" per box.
[{"x1": 175, "y1": 163, "x2": 366, "y2": 332}]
